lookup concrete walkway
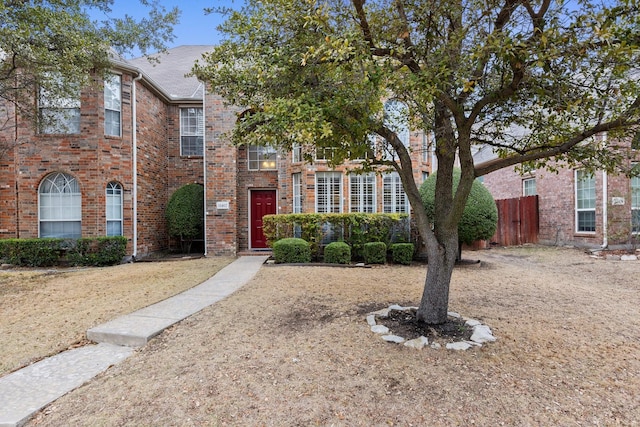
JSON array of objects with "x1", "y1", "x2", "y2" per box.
[{"x1": 0, "y1": 256, "x2": 268, "y2": 427}]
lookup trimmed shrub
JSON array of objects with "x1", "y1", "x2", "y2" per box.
[
  {"x1": 0, "y1": 238, "x2": 62, "y2": 267},
  {"x1": 323, "y1": 241, "x2": 351, "y2": 264},
  {"x1": 67, "y1": 236, "x2": 127, "y2": 266},
  {"x1": 390, "y1": 243, "x2": 415, "y2": 265},
  {"x1": 420, "y1": 168, "x2": 498, "y2": 245},
  {"x1": 363, "y1": 241, "x2": 387, "y2": 264},
  {"x1": 166, "y1": 183, "x2": 204, "y2": 253},
  {"x1": 262, "y1": 213, "x2": 409, "y2": 260},
  {"x1": 272, "y1": 238, "x2": 311, "y2": 263}
]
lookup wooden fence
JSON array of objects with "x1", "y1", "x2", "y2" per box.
[{"x1": 491, "y1": 195, "x2": 539, "y2": 246}]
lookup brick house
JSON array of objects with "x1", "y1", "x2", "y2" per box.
[
  {"x1": 0, "y1": 46, "x2": 432, "y2": 258},
  {"x1": 478, "y1": 139, "x2": 640, "y2": 249}
]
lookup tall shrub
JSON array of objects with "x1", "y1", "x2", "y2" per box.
[{"x1": 166, "y1": 184, "x2": 204, "y2": 253}]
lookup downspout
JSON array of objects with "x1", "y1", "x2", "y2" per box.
[
  {"x1": 202, "y1": 81, "x2": 208, "y2": 257},
  {"x1": 601, "y1": 133, "x2": 608, "y2": 249},
  {"x1": 132, "y1": 71, "x2": 143, "y2": 259}
]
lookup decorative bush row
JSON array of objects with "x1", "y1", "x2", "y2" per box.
[
  {"x1": 272, "y1": 237, "x2": 414, "y2": 266},
  {"x1": 0, "y1": 236, "x2": 128, "y2": 267},
  {"x1": 262, "y1": 213, "x2": 411, "y2": 260}
]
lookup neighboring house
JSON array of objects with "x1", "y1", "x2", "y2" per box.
[
  {"x1": 478, "y1": 138, "x2": 640, "y2": 248},
  {"x1": 0, "y1": 46, "x2": 432, "y2": 258}
]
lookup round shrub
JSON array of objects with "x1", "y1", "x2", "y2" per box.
[
  {"x1": 390, "y1": 243, "x2": 415, "y2": 265},
  {"x1": 363, "y1": 241, "x2": 387, "y2": 264},
  {"x1": 419, "y1": 168, "x2": 497, "y2": 245},
  {"x1": 273, "y1": 238, "x2": 311, "y2": 263},
  {"x1": 324, "y1": 241, "x2": 351, "y2": 264}
]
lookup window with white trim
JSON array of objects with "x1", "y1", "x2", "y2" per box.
[
  {"x1": 315, "y1": 172, "x2": 342, "y2": 213},
  {"x1": 104, "y1": 75, "x2": 121, "y2": 137},
  {"x1": 38, "y1": 76, "x2": 80, "y2": 134},
  {"x1": 383, "y1": 172, "x2": 409, "y2": 213},
  {"x1": 523, "y1": 178, "x2": 537, "y2": 196},
  {"x1": 575, "y1": 170, "x2": 596, "y2": 233},
  {"x1": 631, "y1": 167, "x2": 640, "y2": 233},
  {"x1": 39, "y1": 172, "x2": 81, "y2": 238},
  {"x1": 349, "y1": 173, "x2": 376, "y2": 213},
  {"x1": 382, "y1": 99, "x2": 410, "y2": 161},
  {"x1": 292, "y1": 173, "x2": 302, "y2": 213},
  {"x1": 292, "y1": 144, "x2": 302, "y2": 163},
  {"x1": 106, "y1": 182, "x2": 123, "y2": 236},
  {"x1": 248, "y1": 145, "x2": 277, "y2": 170},
  {"x1": 180, "y1": 107, "x2": 204, "y2": 156}
]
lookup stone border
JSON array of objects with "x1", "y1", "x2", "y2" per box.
[{"x1": 367, "y1": 305, "x2": 496, "y2": 351}]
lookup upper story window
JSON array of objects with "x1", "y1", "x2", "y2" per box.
[
  {"x1": 523, "y1": 178, "x2": 537, "y2": 196},
  {"x1": 248, "y1": 145, "x2": 277, "y2": 170},
  {"x1": 39, "y1": 172, "x2": 81, "y2": 238},
  {"x1": 104, "y1": 75, "x2": 122, "y2": 137},
  {"x1": 575, "y1": 170, "x2": 596, "y2": 233},
  {"x1": 292, "y1": 144, "x2": 302, "y2": 163},
  {"x1": 38, "y1": 76, "x2": 80, "y2": 134},
  {"x1": 382, "y1": 99, "x2": 410, "y2": 161},
  {"x1": 180, "y1": 107, "x2": 204, "y2": 156}
]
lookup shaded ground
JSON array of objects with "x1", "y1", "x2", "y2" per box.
[{"x1": 7, "y1": 246, "x2": 640, "y2": 425}]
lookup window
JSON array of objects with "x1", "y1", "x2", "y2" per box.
[
  {"x1": 39, "y1": 172, "x2": 81, "y2": 238},
  {"x1": 383, "y1": 172, "x2": 409, "y2": 213},
  {"x1": 292, "y1": 144, "x2": 302, "y2": 163},
  {"x1": 315, "y1": 146, "x2": 337, "y2": 162},
  {"x1": 292, "y1": 173, "x2": 302, "y2": 213},
  {"x1": 315, "y1": 172, "x2": 342, "y2": 213},
  {"x1": 349, "y1": 173, "x2": 376, "y2": 213},
  {"x1": 523, "y1": 178, "x2": 537, "y2": 196},
  {"x1": 382, "y1": 99, "x2": 410, "y2": 161},
  {"x1": 632, "y1": 169, "x2": 640, "y2": 233},
  {"x1": 106, "y1": 182, "x2": 123, "y2": 236},
  {"x1": 180, "y1": 107, "x2": 204, "y2": 156},
  {"x1": 248, "y1": 145, "x2": 277, "y2": 170},
  {"x1": 104, "y1": 75, "x2": 122, "y2": 137},
  {"x1": 38, "y1": 77, "x2": 80, "y2": 134},
  {"x1": 575, "y1": 170, "x2": 596, "y2": 233}
]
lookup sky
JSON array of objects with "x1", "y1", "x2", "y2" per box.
[{"x1": 93, "y1": 1, "x2": 243, "y2": 57}]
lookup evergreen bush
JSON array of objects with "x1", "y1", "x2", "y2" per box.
[
  {"x1": 390, "y1": 243, "x2": 415, "y2": 265},
  {"x1": 323, "y1": 241, "x2": 351, "y2": 264},
  {"x1": 363, "y1": 241, "x2": 387, "y2": 264},
  {"x1": 272, "y1": 238, "x2": 311, "y2": 263},
  {"x1": 166, "y1": 183, "x2": 204, "y2": 253}
]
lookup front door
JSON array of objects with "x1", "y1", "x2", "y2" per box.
[{"x1": 250, "y1": 190, "x2": 276, "y2": 249}]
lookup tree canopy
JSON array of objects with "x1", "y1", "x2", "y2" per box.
[
  {"x1": 194, "y1": 0, "x2": 640, "y2": 324},
  {"x1": 0, "y1": 0, "x2": 179, "y2": 142}
]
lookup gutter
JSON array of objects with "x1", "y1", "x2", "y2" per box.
[
  {"x1": 132, "y1": 71, "x2": 143, "y2": 259},
  {"x1": 601, "y1": 134, "x2": 608, "y2": 249},
  {"x1": 202, "y1": 81, "x2": 208, "y2": 257}
]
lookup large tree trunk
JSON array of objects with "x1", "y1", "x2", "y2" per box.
[{"x1": 416, "y1": 227, "x2": 459, "y2": 324}]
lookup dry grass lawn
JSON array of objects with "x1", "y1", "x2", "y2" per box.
[
  {"x1": 0, "y1": 256, "x2": 234, "y2": 376},
  {"x1": 5, "y1": 246, "x2": 640, "y2": 426}
]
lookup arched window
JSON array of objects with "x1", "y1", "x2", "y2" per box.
[
  {"x1": 382, "y1": 99, "x2": 410, "y2": 161},
  {"x1": 106, "y1": 182, "x2": 123, "y2": 236},
  {"x1": 39, "y1": 172, "x2": 81, "y2": 238}
]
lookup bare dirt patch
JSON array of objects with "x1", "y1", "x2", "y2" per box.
[
  {"x1": 18, "y1": 246, "x2": 640, "y2": 425},
  {"x1": 0, "y1": 256, "x2": 234, "y2": 376}
]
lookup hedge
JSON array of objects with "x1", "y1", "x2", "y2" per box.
[
  {"x1": 363, "y1": 241, "x2": 387, "y2": 264},
  {"x1": 0, "y1": 236, "x2": 127, "y2": 267},
  {"x1": 262, "y1": 213, "x2": 410, "y2": 260},
  {"x1": 389, "y1": 243, "x2": 415, "y2": 265}
]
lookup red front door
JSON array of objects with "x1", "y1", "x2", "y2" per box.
[{"x1": 250, "y1": 190, "x2": 277, "y2": 249}]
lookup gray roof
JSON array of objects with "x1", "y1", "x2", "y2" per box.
[{"x1": 128, "y1": 45, "x2": 214, "y2": 101}]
